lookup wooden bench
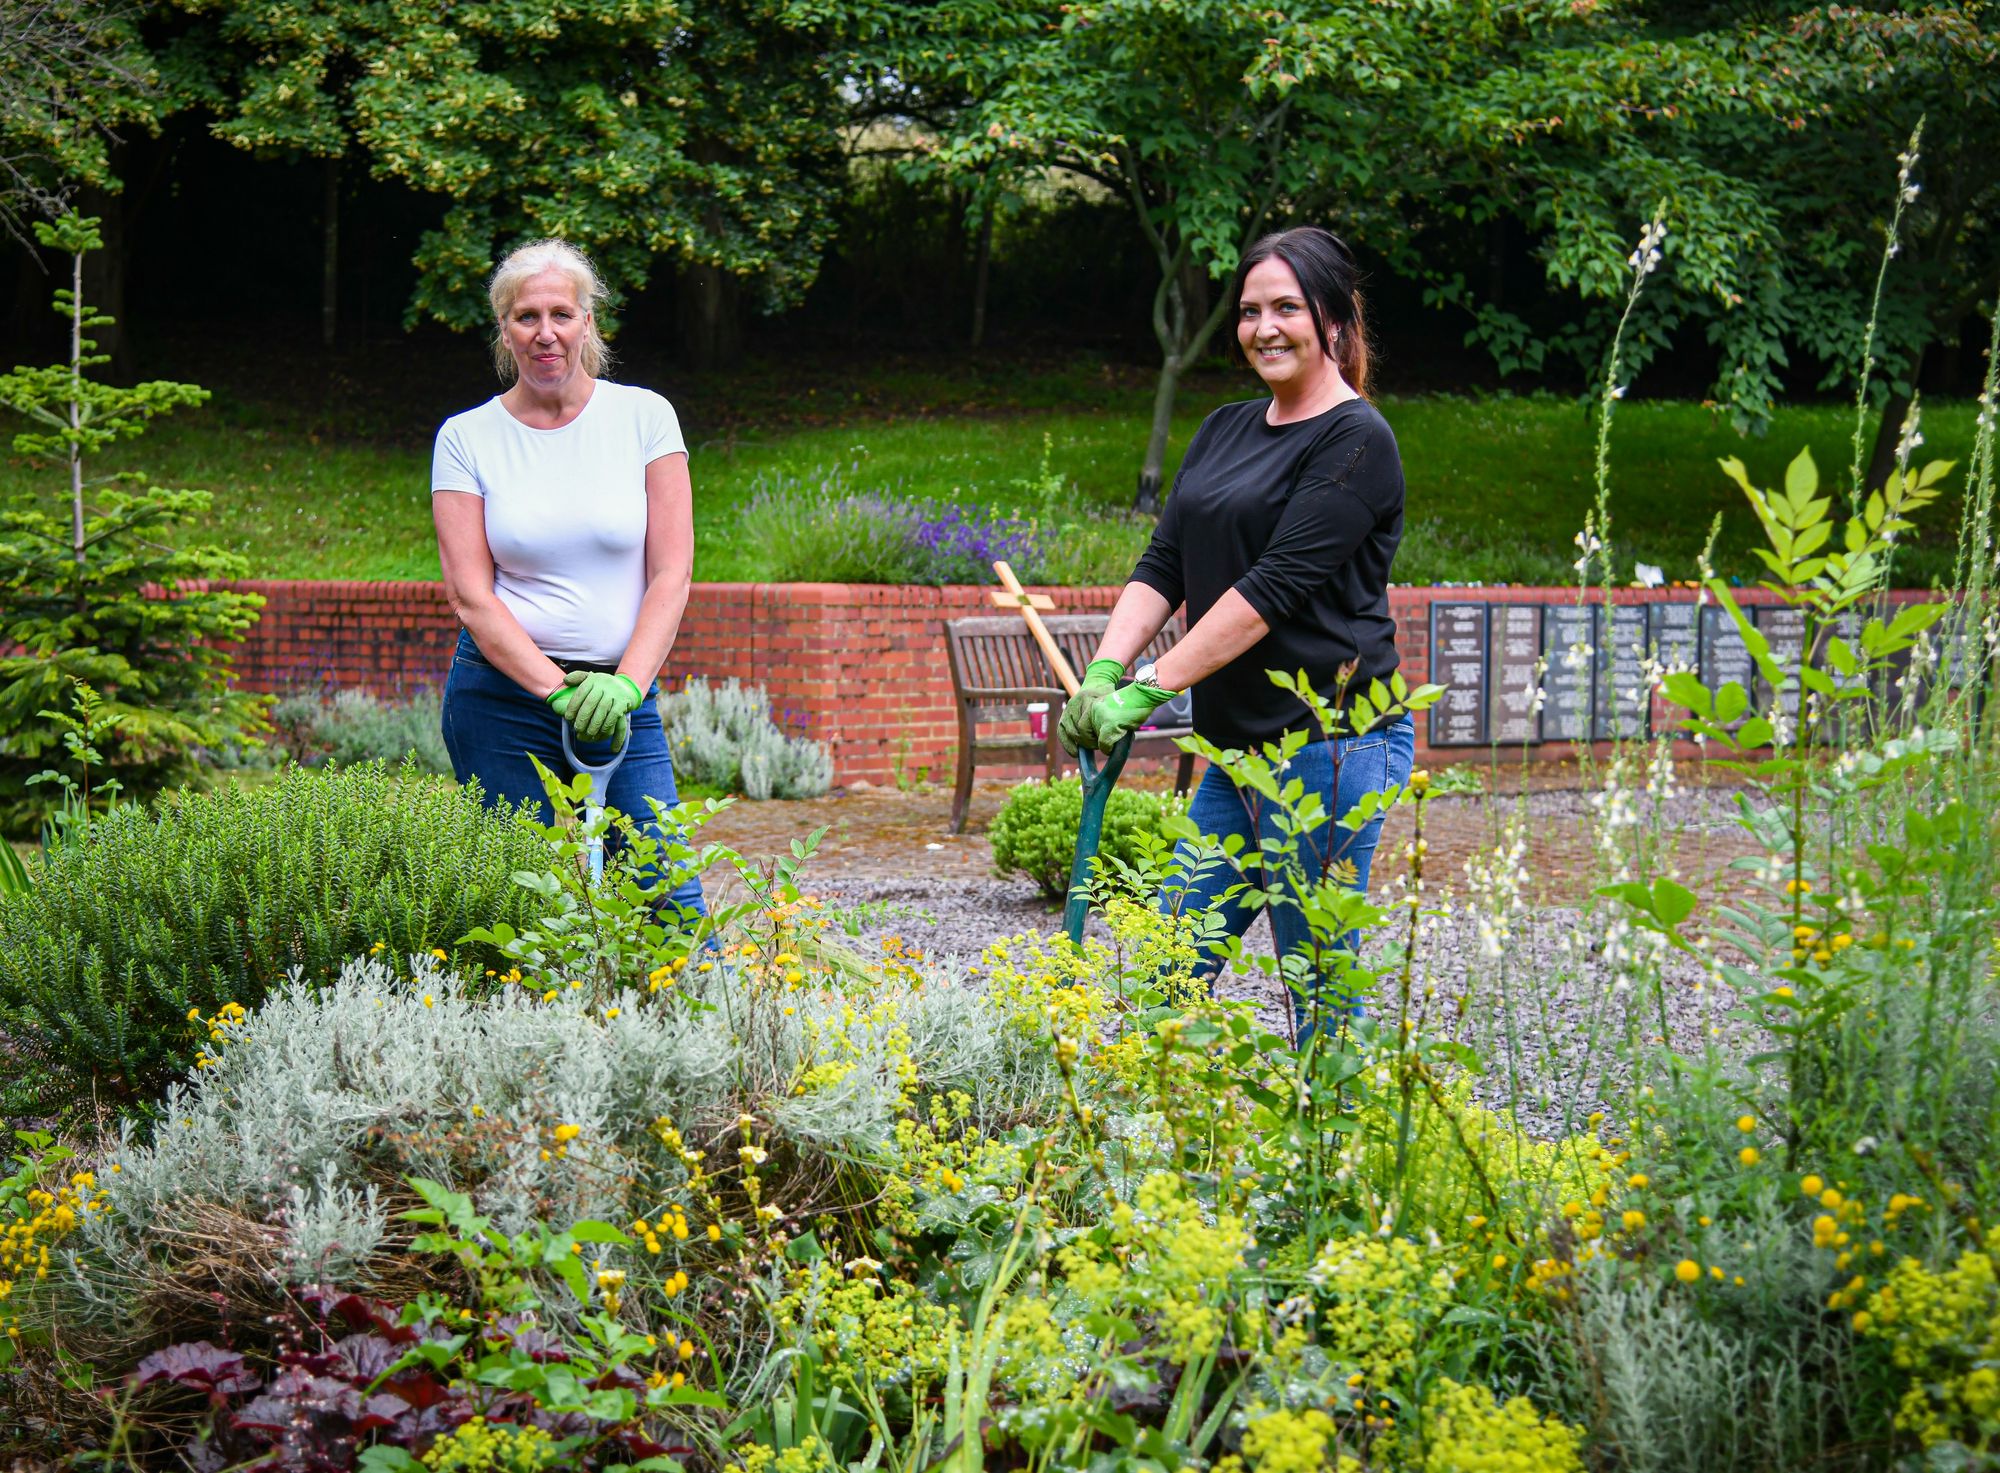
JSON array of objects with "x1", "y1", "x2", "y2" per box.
[{"x1": 942, "y1": 612, "x2": 1197, "y2": 834}]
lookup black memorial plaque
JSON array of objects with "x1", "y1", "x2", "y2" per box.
[
  {"x1": 1814, "y1": 610, "x2": 1867, "y2": 744},
  {"x1": 1701, "y1": 605, "x2": 1756, "y2": 720},
  {"x1": 1428, "y1": 602, "x2": 1490, "y2": 746},
  {"x1": 1594, "y1": 604, "x2": 1652, "y2": 740},
  {"x1": 1648, "y1": 601, "x2": 1701, "y2": 672},
  {"x1": 1754, "y1": 605, "x2": 1808, "y2": 717},
  {"x1": 1487, "y1": 603, "x2": 1543, "y2": 746},
  {"x1": 1540, "y1": 604, "x2": 1596, "y2": 742}
]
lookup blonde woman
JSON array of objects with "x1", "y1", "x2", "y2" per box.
[{"x1": 432, "y1": 238, "x2": 704, "y2": 918}]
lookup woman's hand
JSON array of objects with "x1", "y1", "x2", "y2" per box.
[
  {"x1": 1056, "y1": 658, "x2": 1126, "y2": 756},
  {"x1": 1074, "y1": 677, "x2": 1176, "y2": 752},
  {"x1": 554, "y1": 671, "x2": 644, "y2": 748}
]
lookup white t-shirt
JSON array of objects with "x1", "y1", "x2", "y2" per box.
[{"x1": 431, "y1": 380, "x2": 686, "y2": 664}]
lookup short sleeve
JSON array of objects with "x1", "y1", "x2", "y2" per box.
[
  {"x1": 643, "y1": 391, "x2": 687, "y2": 462},
  {"x1": 431, "y1": 417, "x2": 483, "y2": 498}
]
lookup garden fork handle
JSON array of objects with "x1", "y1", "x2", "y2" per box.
[{"x1": 560, "y1": 721, "x2": 629, "y2": 883}]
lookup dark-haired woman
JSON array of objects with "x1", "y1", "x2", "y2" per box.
[{"x1": 1057, "y1": 226, "x2": 1412, "y2": 1043}]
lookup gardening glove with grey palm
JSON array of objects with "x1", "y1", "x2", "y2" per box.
[
  {"x1": 1057, "y1": 658, "x2": 1127, "y2": 756},
  {"x1": 1075, "y1": 675, "x2": 1176, "y2": 752},
  {"x1": 558, "y1": 670, "x2": 645, "y2": 749}
]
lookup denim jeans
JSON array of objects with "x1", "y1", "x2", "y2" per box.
[
  {"x1": 1162, "y1": 714, "x2": 1414, "y2": 1042},
  {"x1": 440, "y1": 630, "x2": 707, "y2": 918}
]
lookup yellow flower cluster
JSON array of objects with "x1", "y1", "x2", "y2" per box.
[
  {"x1": 980, "y1": 929, "x2": 1118, "y2": 1046},
  {"x1": 1858, "y1": 1238, "x2": 2000, "y2": 1448},
  {"x1": 187, "y1": 999, "x2": 248, "y2": 1070},
  {"x1": 1789, "y1": 922, "x2": 1856, "y2": 966},
  {"x1": 802, "y1": 998, "x2": 919, "y2": 1111},
  {"x1": 1237, "y1": 1404, "x2": 1357, "y2": 1473},
  {"x1": 1, "y1": 1170, "x2": 108, "y2": 1337},
  {"x1": 630, "y1": 1205, "x2": 691, "y2": 1254},
  {"x1": 1307, "y1": 1235, "x2": 1456, "y2": 1383},
  {"x1": 881, "y1": 1090, "x2": 1022, "y2": 1229},
  {"x1": 421, "y1": 1416, "x2": 559, "y2": 1472},
  {"x1": 774, "y1": 1262, "x2": 959, "y2": 1391},
  {"x1": 727, "y1": 1435, "x2": 836, "y2": 1473},
  {"x1": 1416, "y1": 1378, "x2": 1586, "y2": 1473},
  {"x1": 1060, "y1": 1173, "x2": 1251, "y2": 1364}
]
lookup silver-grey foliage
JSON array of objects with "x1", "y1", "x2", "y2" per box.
[
  {"x1": 661, "y1": 677, "x2": 832, "y2": 799},
  {"x1": 67, "y1": 951, "x2": 1053, "y2": 1327}
]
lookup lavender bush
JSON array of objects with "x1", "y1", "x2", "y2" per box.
[{"x1": 744, "y1": 460, "x2": 1147, "y2": 586}]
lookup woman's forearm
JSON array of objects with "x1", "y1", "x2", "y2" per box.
[
  {"x1": 1151, "y1": 588, "x2": 1269, "y2": 691},
  {"x1": 1092, "y1": 582, "x2": 1175, "y2": 671},
  {"x1": 616, "y1": 573, "x2": 690, "y2": 689},
  {"x1": 450, "y1": 592, "x2": 567, "y2": 698}
]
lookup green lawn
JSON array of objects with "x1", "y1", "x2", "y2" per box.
[{"x1": 1, "y1": 361, "x2": 1982, "y2": 587}]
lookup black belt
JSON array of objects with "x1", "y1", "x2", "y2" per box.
[{"x1": 549, "y1": 656, "x2": 622, "y2": 675}]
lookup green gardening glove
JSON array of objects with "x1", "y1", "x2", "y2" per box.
[
  {"x1": 559, "y1": 670, "x2": 645, "y2": 749},
  {"x1": 1076, "y1": 677, "x2": 1175, "y2": 752},
  {"x1": 1057, "y1": 658, "x2": 1127, "y2": 757}
]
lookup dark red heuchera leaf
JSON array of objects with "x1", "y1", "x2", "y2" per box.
[
  {"x1": 617, "y1": 1429, "x2": 697, "y2": 1459},
  {"x1": 486, "y1": 1316, "x2": 572, "y2": 1363},
  {"x1": 133, "y1": 1342, "x2": 261, "y2": 1396},
  {"x1": 298, "y1": 1287, "x2": 420, "y2": 1345},
  {"x1": 331, "y1": 1332, "x2": 405, "y2": 1382}
]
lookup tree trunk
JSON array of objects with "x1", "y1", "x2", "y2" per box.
[
  {"x1": 1864, "y1": 341, "x2": 1929, "y2": 492},
  {"x1": 1132, "y1": 249, "x2": 1234, "y2": 515},
  {"x1": 969, "y1": 202, "x2": 994, "y2": 349},
  {"x1": 1134, "y1": 355, "x2": 1184, "y2": 514},
  {"x1": 676, "y1": 260, "x2": 740, "y2": 370},
  {"x1": 322, "y1": 156, "x2": 340, "y2": 349}
]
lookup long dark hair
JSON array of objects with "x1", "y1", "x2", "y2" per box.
[{"x1": 1233, "y1": 226, "x2": 1372, "y2": 397}]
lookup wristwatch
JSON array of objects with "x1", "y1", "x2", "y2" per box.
[{"x1": 1133, "y1": 660, "x2": 1178, "y2": 694}]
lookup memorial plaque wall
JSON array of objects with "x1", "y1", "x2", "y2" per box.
[
  {"x1": 1754, "y1": 605, "x2": 1808, "y2": 716},
  {"x1": 1593, "y1": 604, "x2": 1652, "y2": 740},
  {"x1": 1540, "y1": 604, "x2": 1596, "y2": 741},
  {"x1": 1488, "y1": 603, "x2": 1543, "y2": 746},
  {"x1": 1428, "y1": 603, "x2": 1490, "y2": 746},
  {"x1": 1701, "y1": 605, "x2": 1756, "y2": 720}
]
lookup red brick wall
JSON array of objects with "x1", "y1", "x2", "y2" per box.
[{"x1": 205, "y1": 579, "x2": 1925, "y2": 786}]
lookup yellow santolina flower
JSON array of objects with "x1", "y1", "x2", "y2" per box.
[
  {"x1": 1675, "y1": 1260, "x2": 1701, "y2": 1284},
  {"x1": 1740, "y1": 1147, "x2": 1761, "y2": 1167},
  {"x1": 1785, "y1": 878, "x2": 1811, "y2": 895},
  {"x1": 431, "y1": 948, "x2": 448, "y2": 961},
  {"x1": 1802, "y1": 1175, "x2": 1825, "y2": 1197},
  {"x1": 552, "y1": 1123, "x2": 582, "y2": 1144},
  {"x1": 1737, "y1": 1114, "x2": 1757, "y2": 1132},
  {"x1": 1627, "y1": 1173, "x2": 1649, "y2": 1189},
  {"x1": 1621, "y1": 1210, "x2": 1646, "y2": 1232}
]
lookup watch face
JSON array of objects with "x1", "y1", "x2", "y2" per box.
[{"x1": 1134, "y1": 661, "x2": 1157, "y2": 683}]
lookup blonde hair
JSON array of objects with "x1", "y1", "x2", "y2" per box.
[{"x1": 488, "y1": 239, "x2": 613, "y2": 383}]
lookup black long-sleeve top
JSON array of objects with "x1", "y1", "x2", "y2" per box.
[{"x1": 1130, "y1": 395, "x2": 1404, "y2": 750}]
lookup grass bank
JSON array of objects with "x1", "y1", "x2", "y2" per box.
[{"x1": 0, "y1": 354, "x2": 1979, "y2": 586}]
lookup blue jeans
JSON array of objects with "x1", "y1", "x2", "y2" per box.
[
  {"x1": 1162, "y1": 715, "x2": 1414, "y2": 1041},
  {"x1": 440, "y1": 631, "x2": 707, "y2": 918}
]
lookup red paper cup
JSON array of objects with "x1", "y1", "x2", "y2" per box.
[{"x1": 1026, "y1": 702, "x2": 1049, "y2": 740}]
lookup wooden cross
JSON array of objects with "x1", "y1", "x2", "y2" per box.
[{"x1": 990, "y1": 560, "x2": 1080, "y2": 697}]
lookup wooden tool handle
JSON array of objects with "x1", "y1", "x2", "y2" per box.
[{"x1": 991, "y1": 560, "x2": 1081, "y2": 696}]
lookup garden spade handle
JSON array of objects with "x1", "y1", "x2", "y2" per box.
[
  {"x1": 989, "y1": 561, "x2": 1134, "y2": 946},
  {"x1": 561, "y1": 721, "x2": 630, "y2": 883}
]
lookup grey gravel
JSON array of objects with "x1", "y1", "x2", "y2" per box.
[{"x1": 810, "y1": 872, "x2": 1762, "y2": 1141}]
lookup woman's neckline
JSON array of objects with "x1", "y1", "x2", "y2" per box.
[
  {"x1": 1261, "y1": 390, "x2": 1362, "y2": 428},
  {"x1": 497, "y1": 376, "x2": 601, "y2": 432}
]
